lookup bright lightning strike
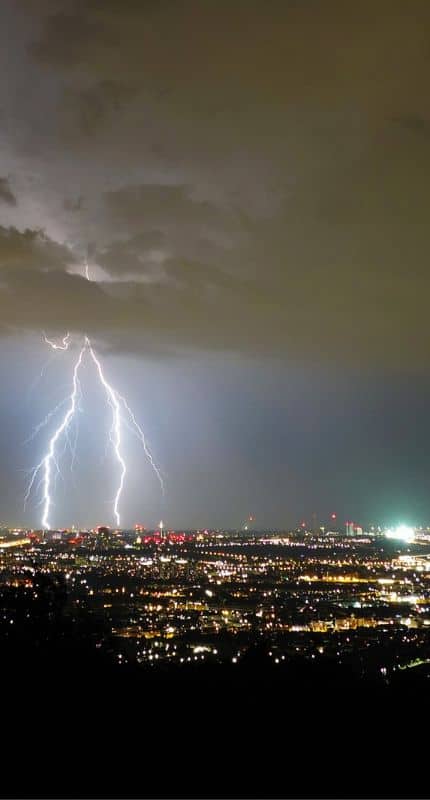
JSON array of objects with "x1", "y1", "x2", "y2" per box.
[
  {"x1": 86, "y1": 337, "x2": 126, "y2": 527},
  {"x1": 25, "y1": 322, "x2": 164, "y2": 529},
  {"x1": 26, "y1": 342, "x2": 86, "y2": 529}
]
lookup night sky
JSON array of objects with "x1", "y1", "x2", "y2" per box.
[{"x1": 1, "y1": 0, "x2": 430, "y2": 529}]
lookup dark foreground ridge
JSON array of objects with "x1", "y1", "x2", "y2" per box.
[
  {"x1": 1, "y1": 556, "x2": 430, "y2": 799},
  {"x1": 2, "y1": 630, "x2": 430, "y2": 800}
]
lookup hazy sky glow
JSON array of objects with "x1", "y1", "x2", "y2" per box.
[{"x1": 1, "y1": 1, "x2": 430, "y2": 529}]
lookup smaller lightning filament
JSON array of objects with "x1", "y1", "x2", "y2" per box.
[
  {"x1": 43, "y1": 331, "x2": 70, "y2": 350},
  {"x1": 117, "y1": 393, "x2": 165, "y2": 495}
]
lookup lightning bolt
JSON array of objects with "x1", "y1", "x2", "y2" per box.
[
  {"x1": 26, "y1": 352, "x2": 55, "y2": 400},
  {"x1": 43, "y1": 331, "x2": 71, "y2": 350},
  {"x1": 25, "y1": 331, "x2": 71, "y2": 401},
  {"x1": 116, "y1": 393, "x2": 165, "y2": 495},
  {"x1": 25, "y1": 294, "x2": 164, "y2": 528},
  {"x1": 25, "y1": 342, "x2": 86, "y2": 528},
  {"x1": 22, "y1": 396, "x2": 70, "y2": 446},
  {"x1": 86, "y1": 337, "x2": 126, "y2": 527}
]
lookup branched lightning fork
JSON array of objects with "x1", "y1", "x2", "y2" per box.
[
  {"x1": 25, "y1": 295, "x2": 164, "y2": 528},
  {"x1": 25, "y1": 343, "x2": 86, "y2": 528},
  {"x1": 117, "y1": 393, "x2": 165, "y2": 495}
]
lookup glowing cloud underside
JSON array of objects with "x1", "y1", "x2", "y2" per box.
[{"x1": 25, "y1": 320, "x2": 164, "y2": 529}]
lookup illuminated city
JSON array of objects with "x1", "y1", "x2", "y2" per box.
[{"x1": 3, "y1": 520, "x2": 430, "y2": 677}]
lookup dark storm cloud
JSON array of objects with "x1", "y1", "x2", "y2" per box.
[
  {"x1": 392, "y1": 114, "x2": 430, "y2": 139},
  {"x1": 0, "y1": 178, "x2": 17, "y2": 207},
  {"x1": 0, "y1": 219, "x2": 426, "y2": 372},
  {"x1": 104, "y1": 184, "x2": 239, "y2": 234},
  {"x1": 29, "y1": 9, "x2": 109, "y2": 67},
  {"x1": 96, "y1": 231, "x2": 165, "y2": 276},
  {"x1": 1, "y1": 0, "x2": 430, "y2": 369},
  {"x1": 61, "y1": 80, "x2": 138, "y2": 138},
  {"x1": 29, "y1": 1, "x2": 430, "y2": 123},
  {"x1": 0, "y1": 226, "x2": 75, "y2": 272},
  {"x1": 63, "y1": 195, "x2": 83, "y2": 212}
]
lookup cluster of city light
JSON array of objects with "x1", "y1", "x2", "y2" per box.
[
  {"x1": 385, "y1": 525, "x2": 415, "y2": 543},
  {"x1": 24, "y1": 262, "x2": 164, "y2": 530}
]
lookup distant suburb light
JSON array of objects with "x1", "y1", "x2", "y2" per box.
[{"x1": 385, "y1": 525, "x2": 415, "y2": 543}]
